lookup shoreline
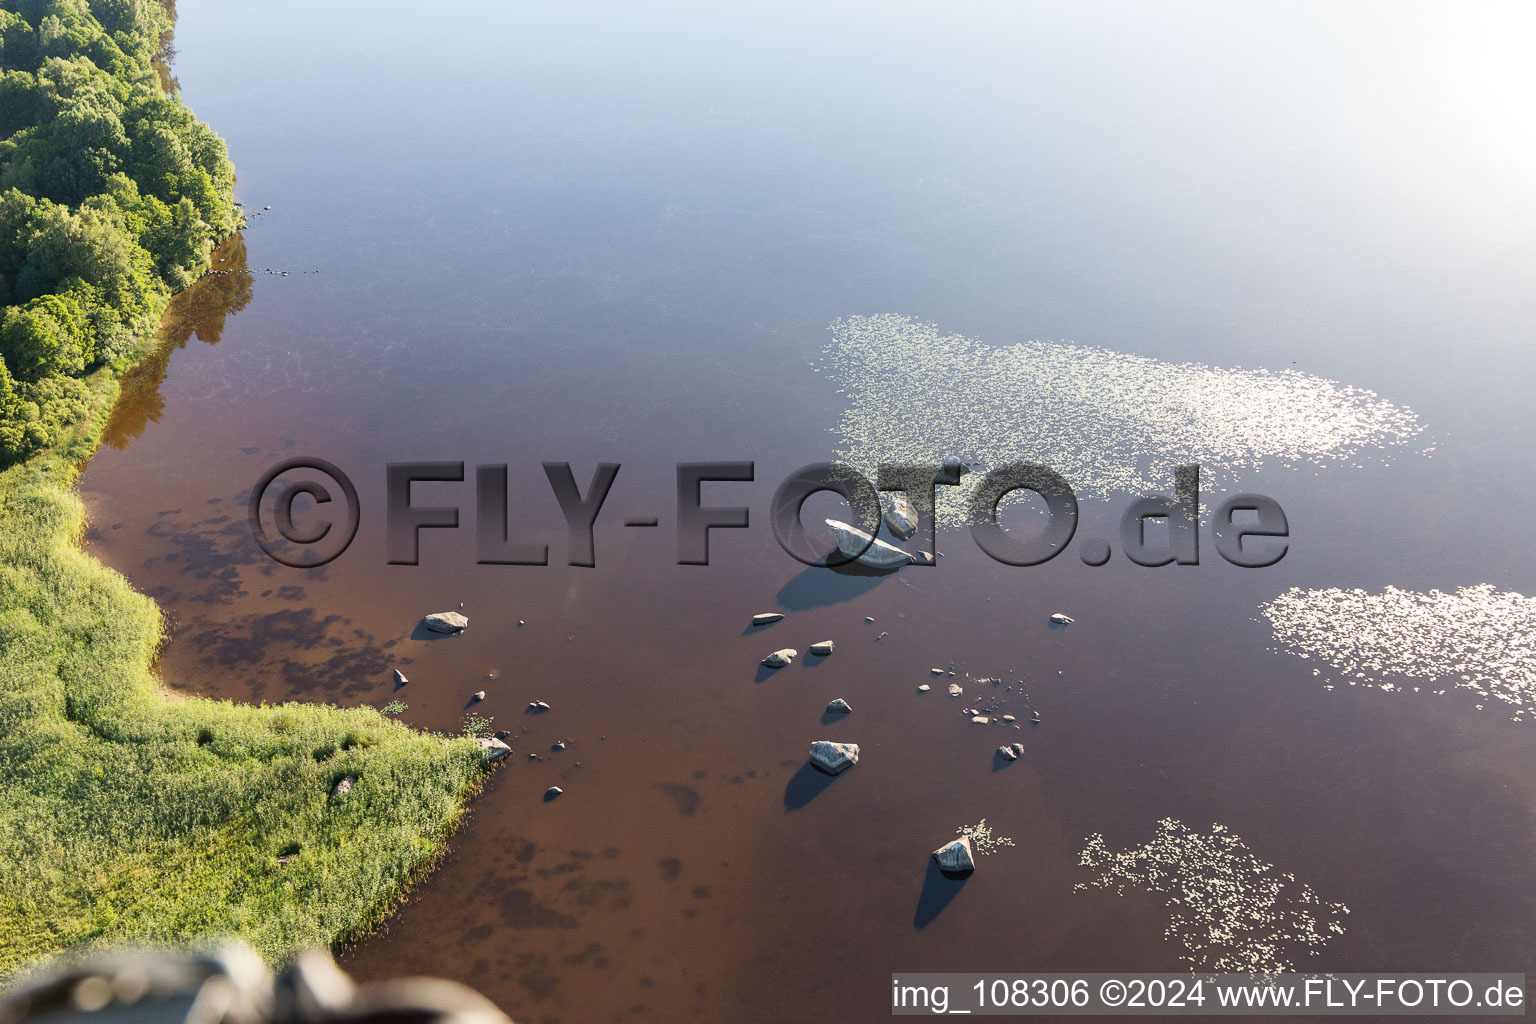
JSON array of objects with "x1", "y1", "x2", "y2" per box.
[
  {"x1": 0, "y1": 6, "x2": 492, "y2": 978},
  {"x1": 0, "y1": 270, "x2": 494, "y2": 973}
]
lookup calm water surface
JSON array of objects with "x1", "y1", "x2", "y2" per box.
[{"x1": 78, "y1": 3, "x2": 1536, "y2": 1021}]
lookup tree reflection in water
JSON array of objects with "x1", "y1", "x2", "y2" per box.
[{"x1": 104, "y1": 233, "x2": 252, "y2": 450}]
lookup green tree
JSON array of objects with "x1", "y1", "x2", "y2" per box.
[{"x1": 0, "y1": 292, "x2": 95, "y2": 379}]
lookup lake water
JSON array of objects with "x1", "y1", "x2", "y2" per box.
[{"x1": 77, "y1": 2, "x2": 1536, "y2": 1021}]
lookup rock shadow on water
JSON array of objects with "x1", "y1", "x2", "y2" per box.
[
  {"x1": 774, "y1": 561, "x2": 896, "y2": 612},
  {"x1": 410, "y1": 621, "x2": 462, "y2": 641},
  {"x1": 913, "y1": 859, "x2": 969, "y2": 930},
  {"x1": 754, "y1": 662, "x2": 790, "y2": 684},
  {"x1": 782, "y1": 762, "x2": 840, "y2": 810}
]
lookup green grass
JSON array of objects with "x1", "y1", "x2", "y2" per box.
[{"x1": 0, "y1": 355, "x2": 487, "y2": 977}]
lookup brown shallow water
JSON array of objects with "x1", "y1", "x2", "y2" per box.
[{"x1": 77, "y1": 2, "x2": 1536, "y2": 1021}]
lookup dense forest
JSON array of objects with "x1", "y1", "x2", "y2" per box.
[{"x1": 0, "y1": 0, "x2": 235, "y2": 463}]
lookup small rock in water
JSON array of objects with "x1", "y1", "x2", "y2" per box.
[
  {"x1": 997, "y1": 745, "x2": 1018, "y2": 761},
  {"x1": 917, "y1": 684, "x2": 931, "y2": 692},
  {"x1": 809, "y1": 640, "x2": 835, "y2": 656},
  {"x1": 493, "y1": 730, "x2": 511, "y2": 740},
  {"x1": 392, "y1": 669, "x2": 408, "y2": 686},
  {"x1": 883, "y1": 493, "x2": 918, "y2": 541},
  {"x1": 864, "y1": 616, "x2": 875, "y2": 623},
  {"x1": 1001, "y1": 714, "x2": 1016, "y2": 722},
  {"x1": 947, "y1": 682, "x2": 963, "y2": 697},
  {"x1": 1049, "y1": 612, "x2": 1075, "y2": 625},
  {"x1": 543, "y1": 786, "x2": 563, "y2": 801},
  {"x1": 471, "y1": 690, "x2": 486, "y2": 702},
  {"x1": 423, "y1": 611, "x2": 468, "y2": 633},
  {"x1": 477, "y1": 737, "x2": 512, "y2": 763},
  {"x1": 825, "y1": 698, "x2": 853, "y2": 714},
  {"x1": 762, "y1": 648, "x2": 798, "y2": 668},
  {"x1": 263, "y1": 205, "x2": 271, "y2": 210},
  {"x1": 331, "y1": 775, "x2": 357, "y2": 797},
  {"x1": 551, "y1": 740, "x2": 567, "y2": 752},
  {"x1": 517, "y1": 620, "x2": 525, "y2": 627},
  {"x1": 752, "y1": 613, "x2": 785, "y2": 627},
  {"x1": 1010, "y1": 742, "x2": 1025, "y2": 756},
  {"x1": 931, "y1": 668, "x2": 944, "y2": 676},
  {"x1": 971, "y1": 715, "x2": 991, "y2": 725},
  {"x1": 1031, "y1": 711, "x2": 1042, "y2": 722},
  {"x1": 808, "y1": 740, "x2": 860, "y2": 775},
  {"x1": 935, "y1": 456, "x2": 968, "y2": 485},
  {"x1": 932, "y1": 835, "x2": 976, "y2": 875},
  {"x1": 910, "y1": 550, "x2": 936, "y2": 565},
  {"x1": 527, "y1": 700, "x2": 551, "y2": 713}
]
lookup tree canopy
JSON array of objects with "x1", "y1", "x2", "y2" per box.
[{"x1": 0, "y1": 0, "x2": 235, "y2": 462}]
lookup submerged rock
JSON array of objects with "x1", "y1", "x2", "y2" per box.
[
  {"x1": 932, "y1": 835, "x2": 976, "y2": 875},
  {"x1": 762, "y1": 648, "x2": 798, "y2": 668},
  {"x1": 825, "y1": 698, "x2": 853, "y2": 714},
  {"x1": 477, "y1": 737, "x2": 512, "y2": 763},
  {"x1": 423, "y1": 611, "x2": 468, "y2": 633},
  {"x1": 825, "y1": 519, "x2": 913, "y2": 568},
  {"x1": 883, "y1": 494, "x2": 918, "y2": 541},
  {"x1": 808, "y1": 740, "x2": 860, "y2": 775},
  {"x1": 809, "y1": 640, "x2": 835, "y2": 656},
  {"x1": 752, "y1": 612, "x2": 785, "y2": 627}
]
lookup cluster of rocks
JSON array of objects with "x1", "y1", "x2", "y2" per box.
[
  {"x1": 754, "y1": 612, "x2": 835, "y2": 669},
  {"x1": 200, "y1": 267, "x2": 316, "y2": 278}
]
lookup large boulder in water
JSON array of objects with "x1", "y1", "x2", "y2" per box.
[
  {"x1": 935, "y1": 456, "x2": 968, "y2": 485},
  {"x1": 477, "y1": 737, "x2": 512, "y2": 763},
  {"x1": 932, "y1": 835, "x2": 976, "y2": 875},
  {"x1": 809, "y1": 740, "x2": 859, "y2": 775},
  {"x1": 883, "y1": 494, "x2": 918, "y2": 541},
  {"x1": 423, "y1": 611, "x2": 468, "y2": 633},
  {"x1": 825, "y1": 519, "x2": 913, "y2": 569},
  {"x1": 762, "y1": 648, "x2": 798, "y2": 668}
]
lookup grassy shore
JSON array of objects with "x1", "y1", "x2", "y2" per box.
[{"x1": 0, "y1": 320, "x2": 487, "y2": 976}]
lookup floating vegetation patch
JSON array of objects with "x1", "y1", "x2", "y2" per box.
[
  {"x1": 461, "y1": 712, "x2": 496, "y2": 739},
  {"x1": 1076, "y1": 819, "x2": 1349, "y2": 975},
  {"x1": 1262, "y1": 584, "x2": 1536, "y2": 721},
  {"x1": 819, "y1": 314, "x2": 1423, "y2": 527},
  {"x1": 957, "y1": 818, "x2": 1015, "y2": 856}
]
